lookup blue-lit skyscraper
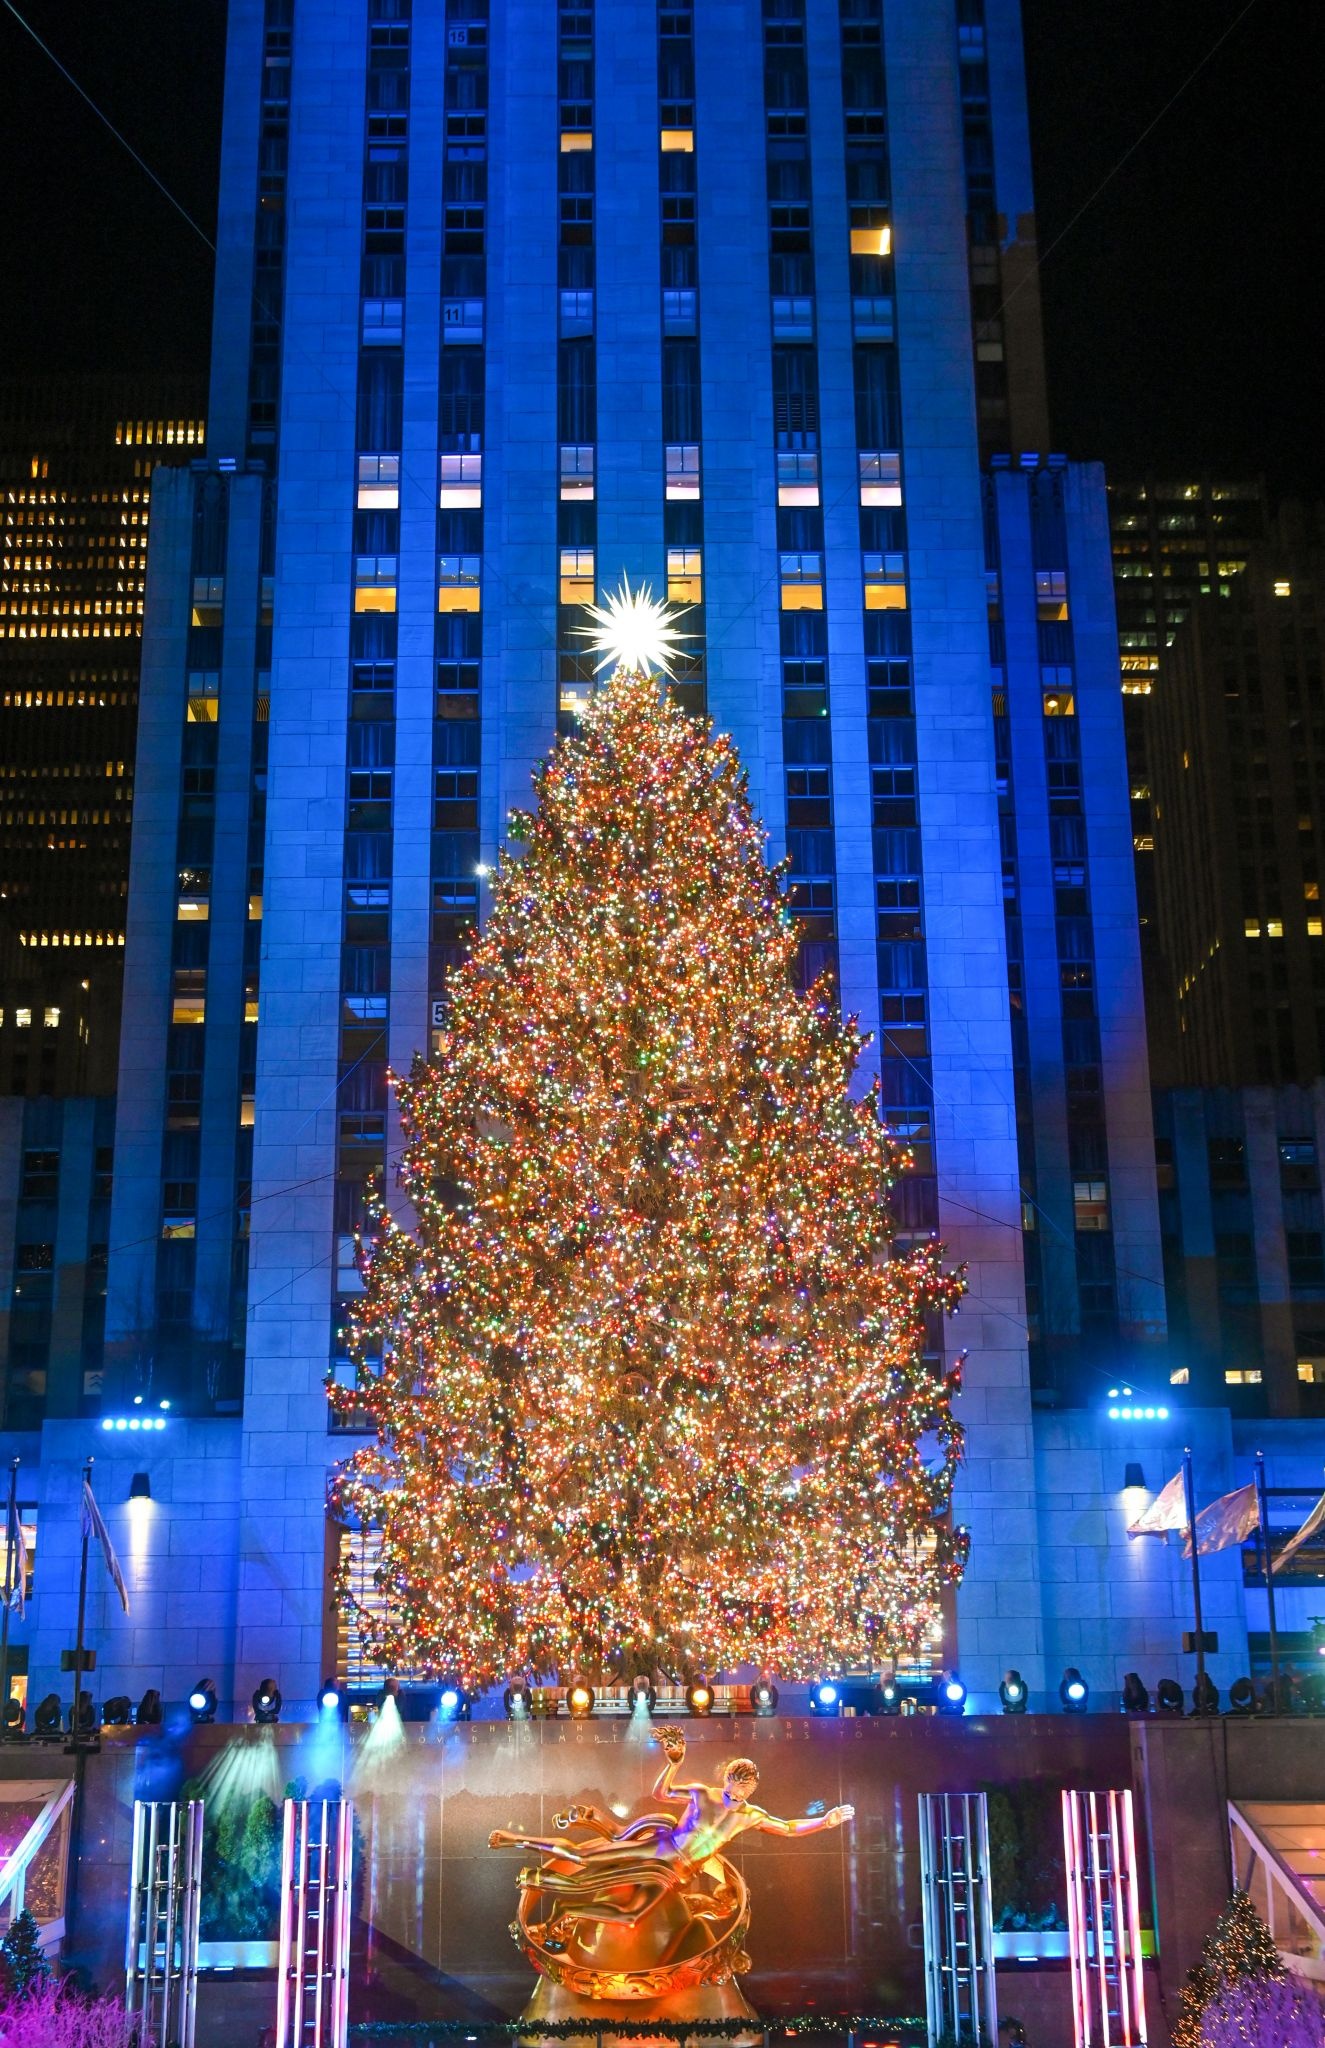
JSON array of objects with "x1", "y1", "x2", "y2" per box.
[{"x1": 6, "y1": 0, "x2": 1173, "y2": 1716}]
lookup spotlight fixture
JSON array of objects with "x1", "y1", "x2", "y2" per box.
[
  {"x1": 936, "y1": 1672, "x2": 967, "y2": 1717},
  {"x1": 74, "y1": 1692, "x2": 98, "y2": 1735},
  {"x1": 998, "y1": 1670, "x2": 1028, "y2": 1715},
  {"x1": 877, "y1": 1677, "x2": 901, "y2": 1717},
  {"x1": 252, "y1": 1679, "x2": 282, "y2": 1725},
  {"x1": 1121, "y1": 1672, "x2": 1151, "y2": 1715},
  {"x1": 318, "y1": 1680, "x2": 342, "y2": 1715},
  {"x1": 685, "y1": 1680, "x2": 714, "y2": 1717},
  {"x1": 102, "y1": 1695, "x2": 134, "y2": 1728},
  {"x1": 188, "y1": 1679, "x2": 218, "y2": 1725},
  {"x1": 1227, "y1": 1676, "x2": 1257, "y2": 1716},
  {"x1": 750, "y1": 1679, "x2": 779, "y2": 1717},
  {"x1": 4, "y1": 1695, "x2": 24, "y2": 1733},
  {"x1": 566, "y1": 1682, "x2": 595, "y2": 1720},
  {"x1": 503, "y1": 1680, "x2": 533, "y2": 1719},
  {"x1": 129, "y1": 1472, "x2": 152, "y2": 1501},
  {"x1": 1059, "y1": 1667, "x2": 1089, "y2": 1714},
  {"x1": 809, "y1": 1680, "x2": 841, "y2": 1717},
  {"x1": 629, "y1": 1675, "x2": 657, "y2": 1716},
  {"x1": 1123, "y1": 1462, "x2": 1146, "y2": 1490},
  {"x1": 437, "y1": 1683, "x2": 470, "y2": 1722},
  {"x1": 1156, "y1": 1679, "x2": 1185, "y2": 1718},
  {"x1": 136, "y1": 1688, "x2": 163, "y2": 1727},
  {"x1": 33, "y1": 1692, "x2": 63, "y2": 1740},
  {"x1": 1192, "y1": 1671, "x2": 1220, "y2": 1717},
  {"x1": 1264, "y1": 1671, "x2": 1296, "y2": 1716},
  {"x1": 377, "y1": 1677, "x2": 401, "y2": 1710}
]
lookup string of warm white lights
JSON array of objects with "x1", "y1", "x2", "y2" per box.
[{"x1": 331, "y1": 589, "x2": 967, "y2": 1687}]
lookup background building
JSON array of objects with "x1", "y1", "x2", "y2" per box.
[
  {"x1": 1151, "y1": 510, "x2": 1325, "y2": 1087},
  {"x1": 0, "y1": 374, "x2": 205, "y2": 1097}
]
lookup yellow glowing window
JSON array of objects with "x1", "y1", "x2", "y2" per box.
[
  {"x1": 560, "y1": 682, "x2": 591, "y2": 721},
  {"x1": 355, "y1": 555, "x2": 398, "y2": 613},
  {"x1": 859, "y1": 450, "x2": 901, "y2": 506},
  {"x1": 14, "y1": 1008, "x2": 31, "y2": 1029},
  {"x1": 1298, "y1": 1359, "x2": 1324, "y2": 1383},
  {"x1": 176, "y1": 894, "x2": 210, "y2": 922},
  {"x1": 850, "y1": 223, "x2": 891, "y2": 257},
  {"x1": 171, "y1": 994, "x2": 205, "y2": 1025},
  {"x1": 161, "y1": 1219, "x2": 196, "y2": 1241},
  {"x1": 661, "y1": 127, "x2": 694, "y2": 152},
  {"x1": 439, "y1": 451, "x2": 483, "y2": 506},
  {"x1": 43, "y1": 1006, "x2": 59, "y2": 1028},
  {"x1": 1245, "y1": 920, "x2": 1261, "y2": 937},
  {"x1": 1274, "y1": 580, "x2": 1292, "y2": 597},
  {"x1": 248, "y1": 893, "x2": 263, "y2": 920},
  {"x1": 240, "y1": 1094, "x2": 255, "y2": 1128},
  {"x1": 560, "y1": 548, "x2": 594, "y2": 604},
  {"x1": 864, "y1": 551, "x2": 907, "y2": 610},
  {"x1": 1169, "y1": 1367, "x2": 1190, "y2": 1385},
  {"x1": 560, "y1": 129, "x2": 593, "y2": 151},
  {"x1": 1043, "y1": 690, "x2": 1076, "y2": 716},
  {"x1": 1036, "y1": 570, "x2": 1069, "y2": 621},
  {"x1": 780, "y1": 553, "x2": 823, "y2": 610},
  {"x1": 777, "y1": 451, "x2": 819, "y2": 506},
  {"x1": 357, "y1": 454, "x2": 400, "y2": 510},
  {"x1": 244, "y1": 996, "x2": 259, "y2": 1024},
  {"x1": 187, "y1": 686, "x2": 219, "y2": 723},
  {"x1": 1266, "y1": 920, "x2": 1284, "y2": 937},
  {"x1": 665, "y1": 443, "x2": 700, "y2": 500},
  {"x1": 560, "y1": 444, "x2": 595, "y2": 500},
  {"x1": 1309, "y1": 920, "x2": 1323, "y2": 938},
  {"x1": 667, "y1": 547, "x2": 702, "y2": 604},
  {"x1": 190, "y1": 576, "x2": 223, "y2": 628},
  {"x1": 1224, "y1": 1368, "x2": 1263, "y2": 1385},
  {"x1": 438, "y1": 554, "x2": 481, "y2": 612}
]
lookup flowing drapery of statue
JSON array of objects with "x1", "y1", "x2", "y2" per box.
[
  {"x1": 489, "y1": 1728, "x2": 853, "y2": 2023},
  {"x1": 331, "y1": 578, "x2": 968, "y2": 1684}
]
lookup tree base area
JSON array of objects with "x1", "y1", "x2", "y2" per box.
[{"x1": 522, "y1": 1972, "x2": 761, "y2": 2044}]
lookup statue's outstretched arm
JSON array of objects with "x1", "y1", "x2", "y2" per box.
[{"x1": 750, "y1": 1801, "x2": 855, "y2": 1838}]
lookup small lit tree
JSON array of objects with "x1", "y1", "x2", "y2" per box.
[
  {"x1": 332, "y1": 586, "x2": 967, "y2": 1687},
  {"x1": 1173, "y1": 1892, "x2": 1286, "y2": 2048}
]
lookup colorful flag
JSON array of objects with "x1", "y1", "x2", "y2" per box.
[
  {"x1": 4, "y1": 1494, "x2": 27, "y2": 1619},
  {"x1": 82, "y1": 1478, "x2": 130, "y2": 1616},
  {"x1": 1183, "y1": 1481, "x2": 1259, "y2": 1559},
  {"x1": 1273, "y1": 1489, "x2": 1325, "y2": 1574},
  {"x1": 1127, "y1": 1468, "x2": 1187, "y2": 1537}
]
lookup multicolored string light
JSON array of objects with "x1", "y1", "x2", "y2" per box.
[{"x1": 331, "y1": 637, "x2": 968, "y2": 1688}]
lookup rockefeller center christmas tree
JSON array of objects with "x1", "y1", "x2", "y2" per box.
[{"x1": 331, "y1": 585, "x2": 967, "y2": 1688}]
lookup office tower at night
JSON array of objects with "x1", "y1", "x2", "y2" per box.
[
  {"x1": 3, "y1": 0, "x2": 1188, "y2": 1716},
  {"x1": 0, "y1": 376, "x2": 205, "y2": 1097},
  {"x1": 1152, "y1": 511, "x2": 1325, "y2": 1088}
]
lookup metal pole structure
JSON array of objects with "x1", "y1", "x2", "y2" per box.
[
  {"x1": 1254, "y1": 1451, "x2": 1282, "y2": 1706},
  {"x1": 0, "y1": 1458, "x2": 18, "y2": 1739},
  {"x1": 70, "y1": 1456, "x2": 93, "y2": 1741},
  {"x1": 1182, "y1": 1447, "x2": 1207, "y2": 1689}
]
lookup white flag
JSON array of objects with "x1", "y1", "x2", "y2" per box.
[
  {"x1": 1127, "y1": 1468, "x2": 1187, "y2": 1537},
  {"x1": 4, "y1": 1495, "x2": 27, "y2": 1620},
  {"x1": 1183, "y1": 1481, "x2": 1259, "y2": 1559},
  {"x1": 82, "y1": 1479, "x2": 130, "y2": 1616},
  {"x1": 1274, "y1": 1490, "x2": 1325, "y2": 1574}
]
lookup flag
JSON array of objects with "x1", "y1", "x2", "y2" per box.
[
  {"x1": 1183, "y1": 1481, "x2": 1259, "y2": 1559},
  {"x1": 1127, "y1": 1468, "x2": 1187, "y2": 1537},
  {"x1": 1273, "y1": 1489, "x2": 1325, "y2": 1574},
  {"x1": 4, "y1": 1494, "x2": 27, "y2": 1620},
  {"x1": 82, "y1": 1478, "x2": 130, "y2": 1616}
]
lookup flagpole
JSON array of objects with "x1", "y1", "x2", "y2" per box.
[
  {"x1": 71, "y1": 1456, "x2": 92, "y2": 1744},
  {"x1": 1182, "y1": 1446, "x2": 1208, "y2": 1692},
  {"x1": 0, "y1": 1458, "x2": 17, "y2": 1742},
  {"x1": 1254, "y1": 1451, "x2": 1282, "y2": 1709}
]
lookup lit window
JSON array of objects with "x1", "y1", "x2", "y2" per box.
[
  {"x1": 660, "y1": 126, "x2": 693, "y2": 151},
  {"x1": 1298, "y1": 1359, "x2": 1323, "y2": 1384},
  {"x1": 1224, "y1": 1369, "x2": 1263, "y2": 1385},
  {"x1": 248, "y1": 893, "x2": 263, "y2": 921},
  {"x1": 240, "y1": 1094, "x2": 255, "y2": 1128},
  {"x1": 438, "y1": 555, "x2": 481, "y2": 612},
  {"x1": 777, "y1": 450, "x2": 819, "y2": 506},
  {"x1": 43, "y1": 1006, "x2": 59, "y2": 1028},
  {"x1": 560, "y1": 445, "x2": 595, "y2": 501},
  {"x1": 1310, "y1": 921, "x2": 1324, "y2": 938},
  {"x1": 779, "y1": 552, "x2": 823, "y2": 610},
  {"x1": 1036, "y1": 570, "x2": 1069, "y2": 622},
  {"x1": 439, "y1": 451, "x2": 483, "y2": 507},
  {"x1": 15, "y1": 1008, "x2": 31, "y2": 1029},
  {"x1": 560, "y1": 548, "x2": 594, "y2": 605},
  {"x1": 244, "y1": 996, "x2": 259, "y2": 1024},
  {"x1": 665, "y1": 443, "x2": 700, "y2": 501},
  {"x1": 187, "y1": 673, "x2": 220, "y2": 722},
  {"x1": 1169, "y1": 1367, "x2": 1190, "y2": 1385},
  {"x1": 358, "y1": 453, "x2": 401, "y2": 510},
  {"x1": 864, "y1": 551, "x2": 907, "y2": 610},
  {"x1": 176, "y1": 891, "x2": 210, "y2": 922},
  {"x1": 859, "y1": 450, "x2": 901, "y2": 506},
  {"x1": 1266, "y1": 920, "x2": 1284, "y2": 938},
  {"x1": 1274, "y1": 580, "x2": 1291, "y2": 598},
  {"x1": 667, "y1": 546, "x2": 702, "y2": 605},
  {"x1": 354, "y1": 555, "x2": 398, "y2": 613},
  {"x1": 1042, "y1": 690, "x2": 1076, "y2": 716},
  {"x1": 1244, "y1": 920, "x2": 1261, "y2": 938},
  {"x1": 1073, "y1": 1178, "x2": 1110, "y2": 1231},
  {"x1": 850, "y1": 223, "x2": 891, "y2": 257},
  {"x1": 560, "y1": 128, "x2": 593, "y2": 151}
]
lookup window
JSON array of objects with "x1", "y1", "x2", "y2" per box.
[
  {"x1": 852, "y1": 296, "x2": 894, "y2": 340},
  {"x1": 864, "y1": 551, "x2": 907, "y2": 610},
  {"x1": 662, "y1": 288, "x2": 697, "y2": 336},
  {"x1": 362, "y1": 298, "x2": 403, "y2": 345},
  {"x1": 560, "y1": 548, "x2": 594, "y2": 604},
  {"x1": 1036, "y1": 570, "x2": 1069, "y2": 622},
  {"x1": 1298, "y1": 1359, "x2": 1325, "y2": 1384},
  {"x1": 358, "y1": 453, "x2": 400, "y2": 510},
  {"x1": 560, "y1": 444, "x2": 595, "y2": 501},
  {"x1": 16, "y1": 1242, "x2": 53, "y2": 1273},
  {"x1": 14, "y1": 1008, "x2": 31, "y2": 1030},
  {"x1": 354, "y1": 555, "x2": 398, "y2": 613},
  {"x1": 850, "y1": 222, "x2": 891, "y2": 257},
  {"x1": 21, "y1": 1150, "x2": 59, "y2": 1200},
  {"x1": 785, "y1": 767, "x2": 831, "y2": 829},
  {"x1": 772, "y1": 295, "x2": 814, "y2": 341},
  {"x1": 667, "y1": 546, "x2": 702, "y2": 604},
  {"x1": 776, "y1": 450, "x2": 818, "y2": 506},
  {"x1": 1169, "y1": 1366, "x2": 1190, "y2": 1385},
  {"x1": 780, "y1": 552, "x2": 823, "y2": 610},
  {"x1": 439, "y1": 451, "x2": 482, "y2": 506},
  {"x1": 859, "y1": 450, "x2": 900, "y2": 506},
  {"x1": 661, "y1": 125, "x2": 693, "y2": 152},
  {"x1": 560, "y1": 288, "x2": 594, "y2": 337},
  {"x1": 171, "y1": 969, "x2": 206, "y2": 1026},
  {"x1": 438, "y1": 555, "x2": 481, "y2": 611},
  {"x1": 1073, "y1": 1178, "x2": 1110, "y2": 1231},
  {"x1": 191, "y1": 576, "x2": 223, "y2": 628},
  {"x1": 1224, "y1": 1368, "x2": 1263, "y2": 1385},
  {"x1": 1043, "y1": 689, "x2": 1076, "y2": 716},
  {"x1": 665, "y1": 443, "x2": 700, "y2": 501},
  {"x1": 42, "y1": 1006, "x2": 60, "y2": 1029},
  {"x1": 434, "y1": 770, "x2": 479, "y2": 829},
  {"x1": 442, "y1": 298, "x2": 484, "y2": 345}
]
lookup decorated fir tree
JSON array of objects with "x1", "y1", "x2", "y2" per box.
[
  {"x1": 0, "y1": 1908, "x2": 51, "y2": 2000},
  {"x1": 1172, "y1": 1892, "x2": 1286, "y2": 2048},
  {"x1": 332, "y1": 585, "x2": 967, "y2": 1688}
]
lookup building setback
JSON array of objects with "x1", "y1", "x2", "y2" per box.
[{"x1": 1, "y1": 0, "x2": 1183, "y2": 1717}]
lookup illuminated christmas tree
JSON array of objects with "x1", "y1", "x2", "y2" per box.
[{"x1": 332, "y1": 583, "x2": 967, "y2": 1689}]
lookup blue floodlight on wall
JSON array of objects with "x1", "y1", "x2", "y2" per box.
[
  {"x1": 999, "y1": 1670, "x2": 1028, "y2": 1714},
  {"x1": 936, "y1": 1673, "x2": 967, "y2": 1716},
  {"x1": 1059, "y1": 1667, "x2": 1089, "y2": 1713},
  {"x1": 809, "y1": 1680, "x2": 841, "y2": 1717}
]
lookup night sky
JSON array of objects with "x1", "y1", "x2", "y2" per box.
[{"x1": 0, "y1": 0, "x2": 1318, "y2": 494}]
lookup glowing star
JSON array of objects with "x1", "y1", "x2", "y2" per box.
[{"x1": 577, "y1": 575, "x2": 693, "y2": 678}]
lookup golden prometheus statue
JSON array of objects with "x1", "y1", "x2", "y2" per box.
[{"x1": 489, "y1": 1724, "x2": 854, "y2": 2025}]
